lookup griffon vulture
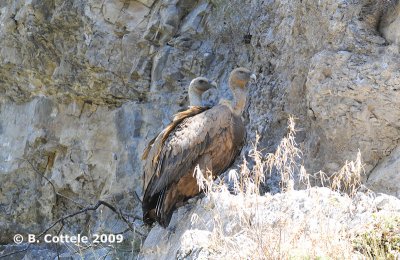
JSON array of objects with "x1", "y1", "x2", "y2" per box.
[
  {"x1": 142, "y1": 68, "x2": 256, "y2": 227},
  {"x1": 142, "y1": 77, "x2": 217, "y2": 192}
]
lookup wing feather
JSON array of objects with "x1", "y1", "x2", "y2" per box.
[
  {"x1": 145, "y1": 105, "x2": 234, "y2": 197},
  {"x1": 142, "y1": 106, "x2": 209, "y2": 191}
]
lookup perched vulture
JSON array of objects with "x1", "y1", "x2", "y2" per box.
[
  {"x1": 142, "y1": 77, "x2": 217, "y2": 194},
  {"x1": 142, "y1": 68, "x2": 256, "y2": 227}
]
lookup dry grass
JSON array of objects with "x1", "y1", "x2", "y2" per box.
[
  {"x1": 330, "y1": 150, "x2": 365, "y2": 197},
  {"x1": 192, "y1": 116, "x2": 397, "y2": 259},
  {"x1": 265, "y1": 117, "x2": 302, "y2": 192}
]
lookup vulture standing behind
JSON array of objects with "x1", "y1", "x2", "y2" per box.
[
  {"x1": 142, "y1": 68, "x2": 256, "y2": 227},
  {"x1": 142, "y1": 77, "x2": 217, "y2": 195}
]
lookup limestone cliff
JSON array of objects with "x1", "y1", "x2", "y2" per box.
[{"x1": 0, "y1": 0, "x2": 400, "y2": 258}]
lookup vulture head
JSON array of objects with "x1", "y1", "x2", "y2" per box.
[
  {"x1": 188, "y1": 77, "x2": 217, "y2": 107},
  {"x1": 228, "y1": 67, "x2": 256, "y2": 115},
  {"x1": 229, "y1": 67, "x2": 257, "y2": 90}
]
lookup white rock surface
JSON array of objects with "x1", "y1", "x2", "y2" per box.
[{"x1": 140, "y1": 188, "x2": 400, "y2": 259}]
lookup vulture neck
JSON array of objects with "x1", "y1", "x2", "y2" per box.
[
  {"x1": 188, "y1": 88, "x2": 202, "y2": 107},
  {"x1": 230, "y1": 84, "x2": 247, "y2": 116}
]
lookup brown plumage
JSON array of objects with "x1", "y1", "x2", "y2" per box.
[
  {"x1": 142, "y1": 106, "x2": 209, "y2": 189},
  {"x1": 142, "y1": 77, "x2": 217, "y2": 196},
  {"x1": 142, "y1": 106, "x2": 209, "y2": 161},
  {"x1": 142, "y1": 68, "x2": 256, "y2": 227}
]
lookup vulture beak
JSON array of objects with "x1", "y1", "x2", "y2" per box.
[
  {"x1": 209, "y1": 80, "x2": 218, "y2": 89},
  {"x1": 250, "y1": 73, "x2": 257, "y2": 82}
]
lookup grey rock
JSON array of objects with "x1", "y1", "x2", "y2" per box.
[
  {"x1": 368, "y1": 146, "x2": 400, "y2": 198},
  {"x1": 380, "y1": 2, "x2": 400, "y2": 45},
  {"x1": 305, "y1": 49, "x2": 400, "y2": 175}
]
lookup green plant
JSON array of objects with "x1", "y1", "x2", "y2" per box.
[{"x1": 353, "y1": 215, "x2": 400, "y2": 259}]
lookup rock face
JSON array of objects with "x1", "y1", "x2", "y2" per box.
[
  {"x1": 380, "y1": 2, "x2": 400, "y2": 45},
  {"x1": 0, "y1": 98, "x2": 145, "y2": 241},
  {"x1": 305, "y1": 48, "x2": 400, "y2": 174},
  {"x1": 1, "y1": 0, "x2": 400, "y2": 258},
  {"x1": 368, "y1": 146, "x2": 400, "y2": 198}
]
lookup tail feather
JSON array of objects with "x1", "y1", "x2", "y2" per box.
[
  {"x1": 156, "y1": 188, "x2": 166, "y2": 218},
  {"x1": 143, "y1": 187, "x2": 173, "y2": 228}
]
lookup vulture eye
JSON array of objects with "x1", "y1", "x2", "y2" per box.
[{"x1": 198, "y1": 80, "x2": 205, "y2": 84}]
